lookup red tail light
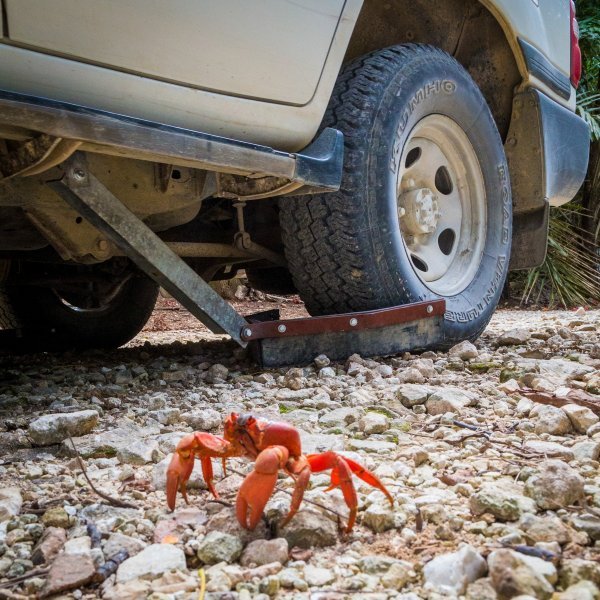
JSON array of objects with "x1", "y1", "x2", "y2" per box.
[{"x1": 570, "y1": 0, "x2": 582, "y2": 88}]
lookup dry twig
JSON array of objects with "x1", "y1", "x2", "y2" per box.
[
  {"x1": 68, "y1": 436, "x2": 136, "y2": 509},
  {"x1": 0, "y1": 568, "x2": 49, "y2": 590}
]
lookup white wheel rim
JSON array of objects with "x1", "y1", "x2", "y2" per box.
[{"x1": 396, "y1": 114, "x2": 486, "y2": 296}]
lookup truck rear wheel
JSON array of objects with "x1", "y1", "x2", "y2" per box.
[
  {"x1": 7, "y1": 263, "x2": 158, "y2": 350},
  {"x1": 280, "y1": 44, "x2": 512, "y2": 345}
]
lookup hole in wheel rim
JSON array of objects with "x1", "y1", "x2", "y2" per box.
[
  {"x1": 435, "y1": 166, "x2": 453, "y2": 195},
  {"x1": 405, "y1": 147, "x2": 421, "y2": 168},
  {"x1": 438, "y1": 228, "x2": 456, "y2": 256},
  {"x1": 411, "y1": 255, "x2": 428, "y2": 272}
]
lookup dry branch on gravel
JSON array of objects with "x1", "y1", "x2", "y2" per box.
[
  {"x1": 520, "y1": 388, "x2": 600, "y2": 415},
  {"x1": 68, "y1": 436, "x2": 136, "y2": 509}
]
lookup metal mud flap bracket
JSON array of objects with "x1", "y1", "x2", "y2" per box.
[{"x1": 243, "y1": 300, "x2": 446, "y2": 367}]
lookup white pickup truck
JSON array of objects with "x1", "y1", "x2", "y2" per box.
[{"x1": 0, "y1": 0, "x2": 590, "y2": 352}]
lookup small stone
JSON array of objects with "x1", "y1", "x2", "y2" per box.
[
  {"x1": 29, "y1": 410, "x2": 99, "y2": 445},
  {"x1": 102, "y1": 533, "x2": 147, "y2": 558},
  {"x1": 117, "y1": 439, "x2": 160, "y2": 465},
  {"x1": 517, "y1": 553, "x2": 557, "y2": 584},
  {"x1": 304, "y1": 565, "x2": 335, "y2": 586},
  {"x1": 522, "y1": 440, "x2": 574, "y2": 461},
  {"x1": 425, "y1": 388, "x2": 477, "y2": 416},
  {"x1": 572, "y1": 440, "x2": 600, "y2": 461},
  {"x1": 32, "y1": 527, "x2": 67, "y2": 565},
  {"x1": 561, "y1": 404, "x2": 599, "y2": 433},
  {"x1": 197, "y1": 531, "x2": 243, "y2": 564},
  {"x1": 63, "y1": 536, "x2": 92, "y2": 556},
  {"x1": 284, "y1": 367, "x2": 305, "y2": 390},
  {"x1": 530, "y1": 405, "x2": 573, "y2": 435},
  {"x1": 181, "y1": 408, "x2": 222, "y2": 431},
  {"x1": 571, "y1": 514, "x2": 600, "y2": 541},
  {"x1": 448, "y1": 340, "x2": 479, "y2": 360},
  {"x1": 259, "y1": 574, "x2": 280, "y2": 596},
  {"x1": 362, "y1": 504, "x2": 405, "y2": 533},
  {"x1": 40, "y1": 552, "x2": 95, "y2": 597},
  {"x1": 498, "y1": 379, "x2": 521, "y2": 394},
  {"x1": 498, "y1": 328, "x2": 530, "y2": 346},
  {"x1": 411, "y1": 358, "x2": 436, "y2": 378},
  {"x1": 488, "y1": 549, "x2": 554, "y2": 600},
  {"x1": 376, "y1": 364, "x2": 394, "y2": 378},
  {"x1": 515, "y1": 396, "x2": 534, "y2": 416},
  {"x1": 470, "y1": 483, "x2": 536, "y2": 521},
  {"x1": 519, "y1": 514, "x2": 570, "y2": 544},
  {"x1": 381, "y1": 562, "x2": 412, "y2": 590},
  {"x1": 423, "y1": 544, "x2": 487, "y2": 595},
  {"x1": 277, "y1": 509, "x2": 337, "y2": 548},
  {"x1": 319, "y1": 407, "x2": 364, "y2": 428},
  {"x1": 314, "y1": 355, "x2": 330, "y2": 368},
  {"x1": 525, "y1": 459, "x2": 584, "y2": 510},
  {"x1": 206, "y1": 507, "x2": 268, "y2": 545},
  {"x1": 205, "y1": 567, "x2": 233, "y2": 593},
  {"x1": 397, "y1": 367, "x2": 426, "y2": 383},
  {"x1": 240, "y1": 538, "x2": 288, "y2": 567},
  {"x1": 206, "y1": 364, "x2": 229, "y2": 383},
  {"x1": 64, "y1": 420, "x2": 158, "y2": 459},
  {"x1": 0, "y1": 487, "x2": 22, "y2": 522},
  {"x1": 116, "y1": 543, "x2": 186, "y2": 583},
  {"x1": 148, "y1": 407, "x2": 180, "y2": 425},
  {"x1": 397, "y1": 384, "x2": 430, "y2": 407},
  {"x1": 555, "y1": 581, "x2": 600, "y2": 600},
  {"x1": 278, "y1": 567, "x2": 309, "y2": 591},
  {"x1": 466, "y1": 578, "x2": 498, "y2": 600},
  {"x1": 41, "y1": 507, "x2": 70, "y2": 529},
  {"x1": 559, "y1": 559, "x2": 600, "y2": 588},
  {"x1": 319, "y1": 366, "x2": 336, "y2": 378},
  {"x1": 355, "y1": 556, "x2": 391, "y2": 575},
  {"x1": 347, "y1": 438, "x2": 396, "y2": 453},
  {"x1": 254, "y1": 373, "x2": 274, "y2": 385},
  {"x1": 359, "y1": 412, "x2": 389, "y2": 435}
]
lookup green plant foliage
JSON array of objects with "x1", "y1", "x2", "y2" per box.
[
  {"x1": 577, "y1": 1, "x2": 600, "y2": 139},
  {"x1": 516, "y1": 207, "x2": 600, "y2": 307},
  {"x1": 577, "y1": 91, "x2": 600, "y2": 141}
]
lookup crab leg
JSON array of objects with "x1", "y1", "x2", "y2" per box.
[
  {"x1": 280, "y1": 455, "x2": 311, "y2": 528},
  {"x1": 236, "y1": 445, "x2": 289, "y2": 530},
  {"x1": 307, "y1": 451, "x2": 393, "y2": 532},
  {"x1": 342, "y1": 456, "x2": 394, "y2": 506}
]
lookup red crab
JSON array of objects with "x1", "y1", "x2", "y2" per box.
[{"x1": 166, "y1": 413, "x2": 393, "y2": 532}]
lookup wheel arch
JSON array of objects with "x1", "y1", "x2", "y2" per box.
[{"x1": 344, "y1": 0, "x2": 522, "y2": 141}]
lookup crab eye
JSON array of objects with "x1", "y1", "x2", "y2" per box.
[{"x1": 237, "y1": 414, "x2": 254, "y2": 427}]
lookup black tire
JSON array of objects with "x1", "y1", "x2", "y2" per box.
[
  {"x1": 8, "y1": 274, "x2": 158, "y2": 350},
  {"x1": 245, "y1": 267, "x2": 297, "y2": 296},
  {"x1": 280, "y1": 44, "x2": 512, "y2": 345}
]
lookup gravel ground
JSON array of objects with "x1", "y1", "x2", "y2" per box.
[{"x1": 1, "y1": 303, "x2": 599, "y2": 600}]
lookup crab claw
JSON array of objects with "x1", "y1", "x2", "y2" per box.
[
  {"x1": 166, "y1": 449, "x2": 195, "y2": 511},
  {"x1": 236, "y1": 445, "x2": 289, "y2": 530}
]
